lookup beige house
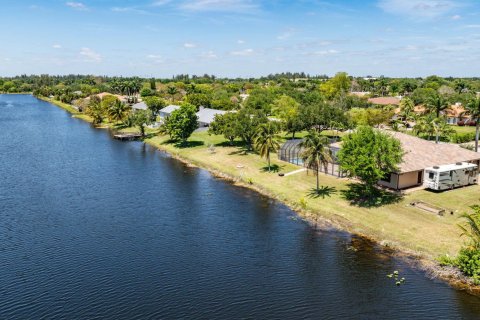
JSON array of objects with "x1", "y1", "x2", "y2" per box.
[
  {"x1": 378, "y1": 131, "x2": 480, "y2": 190},
  {"x1": 329, "y1": 131, "x2": 480, "y2": 190}
]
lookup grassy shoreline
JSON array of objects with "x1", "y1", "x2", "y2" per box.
[{"x1": 38, "y1": 96, "x2": 480, "y2": 294}]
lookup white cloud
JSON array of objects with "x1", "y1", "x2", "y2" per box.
[
  {"x1": 152, "y1": 0, "x2": 171, "y2": 6},
  {"x1": 277, "y1": 29, "x2": 296, "y2": 40},
  {"x1": 377, "y1": 0, "x2": 460, "y2": 19},
  {"x1": 180, "y1": 0, "x2": 258, "y2": 13},
  {"x1": 183, "y1": 43, "x2": 197, "y2": 48},
  {"x1": 230, "y1": 48, "x2": 254, "y2": 56},
  {"x1": 146, "y1": 54, "x2": 164, "y2": 63},
  {"x1": 79, "y1": 47, "x2": 102, "y2": 62},
  {"x1": 201, "y1": 51, "x2": 218, "y2": 59},
  {"x1": 451, "y1": 14, "x2": 461, "y2": 20},
  {"x1": 52, "y1": 44, "x2": 62, "y2": 49},
  {"x1": 66, "y1": 2, "x2": 88, "y2": 11},
  {"x1": 111, "y1": 7, "x2": 148, "y2": 14},
  {"x1": 237, "y1": 39, "x2": 245, "y2": 44},
  {"x1": 314, "y1": 49, "x2": 339, "y2": 56}
]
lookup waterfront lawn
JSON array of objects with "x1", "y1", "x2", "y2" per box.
[
  {"x1": 147, "y1": 130, "x2": 480, "y2": 259},
  {"x1": 450, "y1": 125, "x2": 477, "y2": 134}
]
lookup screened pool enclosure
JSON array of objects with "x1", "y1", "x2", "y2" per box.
[{"x1": 278, "y1": 139, "x2": 345, "y2": 177}]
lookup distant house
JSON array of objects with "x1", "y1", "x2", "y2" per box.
[
  {"x1": 368, "y1": 97, "x2": 401, "y2": 106},
  {"x1": 159, "y1": 105, "x2": 181, "y2": 118},
  {"x1": 95, "y1": 92, "x2": 128, "y2": 103},
  {"x1": 131, "y1": 101, "x2": 148, "y2": 111},
  {"x1": 196, "y1": 107, "x2": 228, "y2": 127},
  {"x1": 445, "y1": 103, "x2": 469, "y2": 125},
  {"x1": 84, "y1": 92, "x2": 128, "y2": 104}
]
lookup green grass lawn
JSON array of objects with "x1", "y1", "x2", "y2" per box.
[
  {"x1": 146, "y1": 130, "x2": 480, "y2": 259},
  {"x1": 449, "y1": 125, "x2": 477, "y2": 134}
]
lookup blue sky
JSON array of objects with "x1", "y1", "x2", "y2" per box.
[{"x1": 0, "y1": 0, "x2": 479, "y2": 77}]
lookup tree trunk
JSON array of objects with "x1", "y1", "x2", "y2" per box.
[
  {"x1": 436, "y1": 132, "x2": 439, "y2": 144},
  {"x1": 267, "y1": 153, "x2": 271, "y2": 172},
  {"x1": 475, "y1": 120, "x2": 480, "y2": 152},
  {"x1": 316, "y1": 168, "x2": 319, "y2": 191}
]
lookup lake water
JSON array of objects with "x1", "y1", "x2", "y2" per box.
[{"x1": 1, "y1": 94, "x2": 479, "y2": 319}]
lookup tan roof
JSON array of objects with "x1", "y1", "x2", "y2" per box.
[
  {"x1": 394, "y1": 104, "x2": 425, "y2": 115},
  {"x1": 368, "y1": 97, "x2": 400, "y2": 105},
  {"x1": 445, "y1": 104, "x2": 467, "y2": 118},
  {"x1": 387, "y1": 131, "x2": 480, "y2": 173},
  {"x1": 95, "y1": 92, "x2": 128, "y2": 102}
]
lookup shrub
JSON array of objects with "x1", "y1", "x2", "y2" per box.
[
  {"x1": 438, "y1": 254, "x2": 456, "y2": 266},
  {"x1": 449, "y1": 132, "x2": 476, "y2": 144},
  {"x1": 456, "y1": 248, "x2": 480, "y2": 284}
]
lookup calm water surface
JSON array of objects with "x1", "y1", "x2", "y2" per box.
[{"x1": 1, "y1": 94, "x2": 479, "y2": 319}]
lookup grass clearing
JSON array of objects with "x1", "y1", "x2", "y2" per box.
[{"x1": 146, "y1": 130, "x2": 480, "y2": 259}]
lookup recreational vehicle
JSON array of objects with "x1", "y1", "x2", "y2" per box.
[{"x1": 424, "y1": 162, "x2": 478, "y2": 191}]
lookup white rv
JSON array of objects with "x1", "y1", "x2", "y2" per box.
[{"x1": 424, "y1": 162, "x2": 478, "y2": 191}]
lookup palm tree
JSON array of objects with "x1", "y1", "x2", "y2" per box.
[
  {"x1": 86, "y1": 99, "x2": 104, "y2": 125},
  {"x1": 254, "y1": 122, "x2": 281, "y2": 172},
  {"x1": 413, "y1": 116, "x2": 431, "y2": 139},
  {"x1": 167, "y1": 86, "x2": 178, "y2": 102},
  {"x1": 430, "y1": 117, "x2": 454, "y2": 144},
  {"x1": 300, "y1": 131, "x2": 333, "y2": 192},
  {"x1": 399, "y1": 97, "x2": 415, "y2": 122},
  {"x1": 459, "y1": 205, "x2": 480, "y2": 249},
  {"x1": 108, "y1": 100, "x2": 129, "y2": 123},
  {"x1": 464, "y1": 97, "x2": 480, "y2": 152},
  {"x1": 426, "y1": 94, "x2": 450, "y2": 118}
]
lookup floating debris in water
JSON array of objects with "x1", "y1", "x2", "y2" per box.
[
  {"x1": 387, "y1": 270, "x2": 406, "y2": 286},
  {"x1": 346, "y1": 245, "x2": 358, "y2": 252}
]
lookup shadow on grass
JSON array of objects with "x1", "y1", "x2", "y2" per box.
[
  {"x1": 341, "y1": 183, "x2": 403, "y2": 208},
  {"x1": 307, "y1": 186, "x2": 337, "y2": 199},
  {"x1": 260, "y1": 164, "x2": 283, "y2": 173},
  {"x1": 173, "y1": 140, "x2": 205, "y2": 148},
  {"x1": 216, "y1": 140, "x2": 246, "y2": 148},
  {"x1": 228, "y1": 147, "x2": 255, "y2": 156}
]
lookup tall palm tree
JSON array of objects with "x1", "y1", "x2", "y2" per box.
[
  {"x1": 300, "y1": 131, "x2": 333, "y2": 192},
  {"x1": 254, "y1": 122, "x2": 281, "y2": 172},
  {"x1": 430, "y1": 117, "x2": 454, "y2": 144},
  {"x1": 399, "y1": 97, "x2": 415, "y2": 122},
  {"x1": 108, "y1": 100, "x2": 129, "y2": 123},
  {"x1": 426, "y1": 94, "x2": 450, "y2": 118},
  {"x1": 464, "y1": 97, "x2": 480, "y2": 152}
]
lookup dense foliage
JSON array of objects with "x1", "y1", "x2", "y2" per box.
[
  {"x1": 338, "y1": 126, "x2": 403, "y2": 188},
  {"x1": 164, "y1": 103, "x2": 198, "y2": 143}
]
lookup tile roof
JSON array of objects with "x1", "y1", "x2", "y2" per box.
[
  {"x1": 196, "y1": 108, "x2": 228, "y2": 124},
  {"x1": 387, "y1": 131, "x2": 480, "y2": 173},
  {"x1": 368, "y1": 97, "x2": 401, "y2": 106},
  {"x1": 131, "y1": 101, "x2": 148, "y2": 110},
  {"x1": 160, "y1": 105, "x2": 181, "y2": 114}
]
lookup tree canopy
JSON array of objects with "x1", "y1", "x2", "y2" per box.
[{"x1": 338, "y1": 126, "x2": 403, "y2": 188}]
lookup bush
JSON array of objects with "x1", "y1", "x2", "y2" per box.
[
  {"x1": 456, "y1": 248, "x2": 480, "y2": 284},
  {"x1": 449, "y1": 132, "x2": 476, "y2": 143}
]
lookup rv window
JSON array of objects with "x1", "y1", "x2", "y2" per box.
[
  {"x1": 428, "y1": 172, "x2": 435, "y2": 180},
  {"x1": 440, "y1": 172, "x2": 449, "y2": 177}
]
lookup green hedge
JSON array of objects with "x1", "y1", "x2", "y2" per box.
[{"x1": 449, "y1": 132, "x2": 476, "y2": 144}]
